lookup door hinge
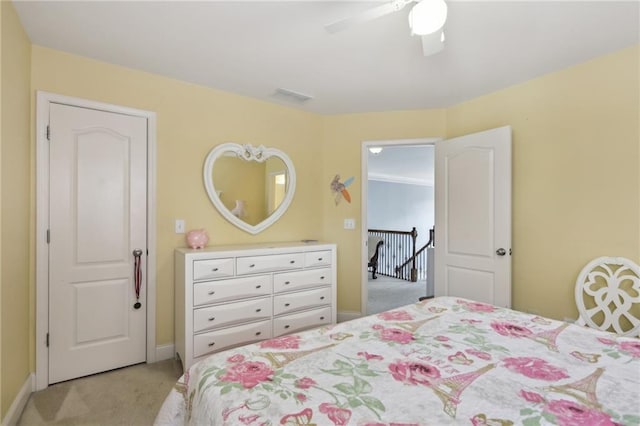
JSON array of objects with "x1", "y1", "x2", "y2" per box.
[
  {"x1": 46, "y1": 229, "x2": 50, "y2": 244},
  {"x1": 46, "y1": 333, "x2": 49, "y2": 347},
  {"x1": 46, "y1": 125, "x2": 50, "y2": 141}
]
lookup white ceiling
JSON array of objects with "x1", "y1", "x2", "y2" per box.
[
  {"x1": 368, "y1": 144, "x2": 434, "y2": 185},
  {"x1": 13, "y1": 1, "x2": 639, "y2": 115}
]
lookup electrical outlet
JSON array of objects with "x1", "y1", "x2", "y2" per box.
[
  {"x1": 175, "y1": 219, "x2": 185, "y2": 234},
  {"x1": 344, "y1": 218, "x2": 356, "y2": 230}
]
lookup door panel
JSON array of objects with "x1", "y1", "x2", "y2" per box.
[
  {"x1": 447, "y1": 148, "x2": 494, "y2": 257},
  {"x1": 447, "y1": 266, "x2": 494, "y2": 303},
  {"x1": 49, "y1": 103, "x2": 147, "y2": 383},
  {"x1": 76, "y1": 130, "x2": 129, "y2": 263},
  {"x1": 435, "y1": 126, "x2": 511, "y2": 307},
  {"x1": 75, "y1": 279, "x2": 128, "y2": 343}
]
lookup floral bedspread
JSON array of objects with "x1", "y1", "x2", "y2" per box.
[{"x1": 155, "y1": 297, "x2": 640, "y2": 425}]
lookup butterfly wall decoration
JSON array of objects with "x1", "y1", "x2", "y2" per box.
[{"x1": 330, "y1": 174, "x2": 354, "y2": 205}]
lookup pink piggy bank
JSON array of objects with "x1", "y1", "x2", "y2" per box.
[{"x1": 186, "y1": 229, "x2": 209, "y2": 249}]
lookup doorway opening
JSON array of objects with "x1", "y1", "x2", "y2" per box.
[{"x1": 361, "y1": 138, "x2": 439, "y2": 316}]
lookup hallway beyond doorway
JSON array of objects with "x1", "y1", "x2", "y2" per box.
[{"x1": 367, "y1": 276, "x2": 426, "y2": 315}]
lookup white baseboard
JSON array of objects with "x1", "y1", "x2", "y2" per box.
[
  {"x1": 155, "y1": 344, "x2": 175, "y2": 361},
  {"x1": 337, "y1": 310, "x2": 362, "y2": 323},
  {"x1": 2, "y1": 373, "x2": 34, "y2": 426}
]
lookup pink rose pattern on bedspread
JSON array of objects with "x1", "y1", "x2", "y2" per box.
[{"x1": 155, "y1": 297, "x2": 640, "y2": 425}]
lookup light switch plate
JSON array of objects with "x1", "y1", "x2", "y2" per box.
[
  {"x1": 175, "y1": 219, "x2": 185, "y2": 234},
  {"x1": 344, "y1": 218, "x2": 356, "y2": 230}
]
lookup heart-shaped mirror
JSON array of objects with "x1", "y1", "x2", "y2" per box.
[{"x1": 203, "y1": 143, "x2": 296, "y2": 234}]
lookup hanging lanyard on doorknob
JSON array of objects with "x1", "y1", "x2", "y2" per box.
[{"x1": 133, "y1": 249, "x2": 143, "y2": 310}]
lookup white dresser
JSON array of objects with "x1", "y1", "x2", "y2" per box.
[{"x1": 174, "y1": 242, "x2": 337, "y2": 371}]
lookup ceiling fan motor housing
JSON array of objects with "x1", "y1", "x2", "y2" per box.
[{"x1": 409, "y1": 0, "x2": 448, "y2": 36}]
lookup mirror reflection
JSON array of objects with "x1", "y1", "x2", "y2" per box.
[{"x1": 211, "y1": 154, "x2": 289, "y2": 226}]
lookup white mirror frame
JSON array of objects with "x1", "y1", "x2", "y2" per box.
[{"x1": 203, "y1": 142, "x2": 296, "y2": 235}]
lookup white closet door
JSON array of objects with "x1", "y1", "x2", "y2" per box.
[{"x1": 49, "y1": 102, "x2": 148, "y2": 383}]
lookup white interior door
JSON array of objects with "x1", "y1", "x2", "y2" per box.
[
  {"x1": 434, "y1": 126, "x2": 512, "y2": 307},
  {"x1": 49, "y1": 103, "x2": 148, "y2": 383}
]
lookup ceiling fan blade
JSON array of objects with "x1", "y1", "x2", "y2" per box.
[
  {"x1": 421, "y1": 30, "x2": 445, "y2": 56},
  {"x1": 325, "y1": 0, "x2": 412, "y2": 34}
]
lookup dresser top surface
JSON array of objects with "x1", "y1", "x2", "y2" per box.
[{"x1": 176, "y1": 241, "x2": 335, "y2": 256}]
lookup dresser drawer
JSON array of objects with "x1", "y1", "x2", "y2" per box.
[
  {"x1": 304, "y1": 250, "x2": 332, "y2": 268},
  {"x1": 273, "y1": 268, "x2": 332, "y2": 293},
  {"x1": 193, "y1": 258, "x2": 234, "y2": 281},
  {"x1": 193, "y1": 297, "x2": 272, "y2": 333},
  {"x1": 273, "y1": 287, "x2": 331, "y2": 316},
  {"x1": 193, "y1": 320, "x2": 272, "y2": 358},
  {"x1": 273, "y1": 306, "x2": 332, "y2": 337},
  {"x1": 236, "y1": 253, "x2": 304, "y2": 275},
  {"x1": 193, "y1": 276, "x2": 272, "y2": 306}
]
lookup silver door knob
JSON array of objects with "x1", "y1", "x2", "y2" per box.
[{"x1": 496, "y1": 248, "x2": 506, "y2": 256}]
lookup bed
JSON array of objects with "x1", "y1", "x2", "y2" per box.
[{"x1": 155, "y1": 296, "x2": 640, "y2": 425}]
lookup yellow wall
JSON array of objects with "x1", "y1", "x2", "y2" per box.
[
  {"x1": 0, "y1": 0, "x2": 32, "y2": 418},
  {"x1": 0, "y1": 0, "x2": 3, "y2": 412},
  {"x1": 321, "y1": 110, "x2": 447, "y2": 311},
  {"x1": 31, "y1": 46, "x2": 325, "y2": 347},
  {"x1": 446, "y1": 46, "x2": 640, "y2": 319},
  {"x1": 319, "y1": 47, "x2": 639, "y2": 318}
]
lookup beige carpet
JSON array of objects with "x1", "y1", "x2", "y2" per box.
[
  {"x1": 18, "y1": 359, "x2": 183, "y2": 426},
  {"x1": 367, "y1": 275, "x2": 428, "y2": 315}
]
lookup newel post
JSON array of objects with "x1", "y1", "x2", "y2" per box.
[{"x1": 410, "y1": 227, "x2": 418, "y2": 282}]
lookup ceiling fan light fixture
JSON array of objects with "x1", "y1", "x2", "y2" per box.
[{"x1": 408, "y1": 0, "x2": 448, "y2": 36}]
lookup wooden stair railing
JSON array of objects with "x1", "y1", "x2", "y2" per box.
[
  {"x1": 368, "y1": 227, "x2": 419, "y2": 281},
  {"x1": 396, "y1": 227, "x2": 434, "y2": 282}
]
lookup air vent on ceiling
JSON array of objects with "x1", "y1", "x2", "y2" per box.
[{"x1": 272, "y1": 88, "x2": 313, "y2": 104}]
